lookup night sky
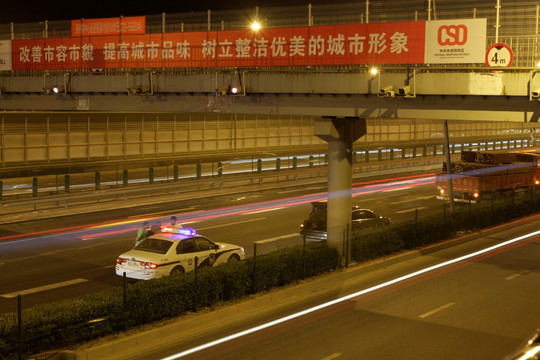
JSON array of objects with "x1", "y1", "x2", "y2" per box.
[{"x1": 2, "y1": 0, "x2": 341, "y2": 24}]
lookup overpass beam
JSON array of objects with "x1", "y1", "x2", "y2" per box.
[{"x1": 314, "y1": 117, "x2": 367, "y2": 263}]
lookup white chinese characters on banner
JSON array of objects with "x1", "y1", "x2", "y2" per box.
[{"x1": 16, "y1": 32, "x2": 410, "y2": 65}]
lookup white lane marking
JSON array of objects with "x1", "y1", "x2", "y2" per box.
[
  {"x1": 1, "y1": 278, "x2": 89, "y2": 298},
  {"x1": 197, "y1": 217, "x2": 266, "y2": 231},
  {"x1": 160, "y1": 229, "x2": 540, "y2": 360},
  {"x1": 278, "y1": 186, "x2": 326, "y2": 194},
  {"x1": 383, "y1": 186, "x2": 412, "y2": 192},
  {"x1": 390, "y1": 195, "x2": 434, "y2": 205},
  {"x1": 505, "y1": 273, "x2": 521, "y2": 280},
  {"x1": 396, "y1": 207, "x2": 428, "y2": 214},
  {"x1": 127, "y1": 207, "x2": 197, "y2": 219},
  {"x1": 254, "y1": 233, "x2": 299, "y2": 244},
  {"x1": 419, "y1": 302, "x2": 456, "y2": 319},
  {"x1": 243, "y1": 207, "x2": 285, "y2": 215},
  {"x1": 321, "y1": 353, "x2": 342, "y2": 360}
]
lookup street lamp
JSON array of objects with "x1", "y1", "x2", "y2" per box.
[{"x1": 251, "y1": 21, "x2": 261, "y2": 31}]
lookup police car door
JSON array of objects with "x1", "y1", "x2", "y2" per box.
[
  {"x1": 194, "y1": 237, "x2": 219, "y2": 267},
  {"x1": 176, "y1": 238, "x2": 200, "y2": 272}
]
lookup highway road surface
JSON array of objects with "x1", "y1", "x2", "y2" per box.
[{"x1": 0, "y1": 171, "x2": 437, "y2": 313}]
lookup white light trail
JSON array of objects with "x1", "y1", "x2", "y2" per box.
[{"x1": 161, "y1": 229, "x2": 540, "y2": 360}]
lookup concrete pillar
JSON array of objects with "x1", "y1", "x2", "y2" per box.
[{"x1": 314, "y1": 117, "x2": 367, "y2": 263}]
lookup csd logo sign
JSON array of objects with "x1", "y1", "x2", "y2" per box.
[{"x1": 438, "y1": 25, "x2": 468, "y2": 46}]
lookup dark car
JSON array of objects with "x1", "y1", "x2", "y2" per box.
[{"x1": 300, "y1": 201, "x2": 391, "y2": 242}]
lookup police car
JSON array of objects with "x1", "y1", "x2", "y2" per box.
[{"x1": 116, "y1": 227, "x2": 245, "y2": 280}]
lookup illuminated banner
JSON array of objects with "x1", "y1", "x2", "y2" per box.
[
  {"x1": 0, "y1": 40, "x2": 11, "y2": 71},
  {"x1": 10, "y1": 19, "x2": 486, "y2": 71},
  {"x1": 71, "y1": 16, "x2": 146, "y2": 37},
  {"x1": 424, "y1": 19, "x2": 487, "y2": 64}
]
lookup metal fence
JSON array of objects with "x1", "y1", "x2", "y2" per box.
[
  {"x1": 3, "y1": 1, "x2": 540, "y2": 39},
  {"x1": 0, "y1": 113, "x2": 536, "y2": 167}
]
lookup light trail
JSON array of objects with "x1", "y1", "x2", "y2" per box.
[
  {"x1": 161, "y1": 229, "x2": 540, "y2": 360},
  {"x1": 0, "y1": 174, "x2": 435, "y2": 245}
]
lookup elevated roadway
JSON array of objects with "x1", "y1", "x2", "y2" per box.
[
  {"x1": 2, "y1": 2, "x2": 540, "y2": 120},
  {"x1": 2, "y1": 69, "x2": 540, "y2": 122}
]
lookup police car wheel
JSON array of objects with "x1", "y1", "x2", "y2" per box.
[
  {"x1": 228, "y1": 254, "x2": 240, "y2": 262},
  {"x1": 170, "y1": 266, "x2": 185, "y2": 274}
]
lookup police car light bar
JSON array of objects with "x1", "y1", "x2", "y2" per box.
[{"x1": 178, "y1": 228, "x2": 196, "y2": 236}]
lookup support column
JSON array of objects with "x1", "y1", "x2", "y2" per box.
[{"x1": 314, "y1": 117, "x2": 367, "y2": 263}]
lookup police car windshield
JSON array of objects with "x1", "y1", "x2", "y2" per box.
[{"x1": 135, "y1": 238, "x2": 173, "y2": 254}]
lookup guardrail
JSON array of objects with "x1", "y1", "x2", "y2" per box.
[
  {"x1": 0, "y1": 138, "x2": 533, "y2": 218},
  {"x1": 1, "y1": 138, "x2": 530, "y2": 199},
  {"x1": 0, "y1": 155, "x2": 444, "y2": 218}
]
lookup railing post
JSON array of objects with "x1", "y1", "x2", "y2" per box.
[
  {"x1": 292, "y1": 156, "x2": 297, "y2": 169},
  {"x1": 302, "y1": 232, "x2": 306, "y2": 280},
  {"x1": 257, "y1": 159, "x2": 262, "y2": 173},
  {"x1": 64, "y1": 174, "x2": 70, "y2": 193},
  {"x1": 123, "y1": 272, "x2": 127, "y2": 331},
  {"x1": 217, "y1": 162, "x2": 223, "y2": 177},
  {"x1": 173, "y1": 165, "x2": 178, "y2": 182},
  {"x1": 196, "y1": 164, "x2": 202, "y2": 179},
  {"x1": 95, "y1": 172, "x2": 101, "y2": 190},
  {"x1": 276, "y1": 157, "x2": 281, "y2": 171},
  {"x1": 253, "y1": 243, "x2": 257, "y2": 293},
  {"x1": 123, "y1": 170, "x2": 128, "y2": 187},
  {"x1": 18, "y1": 294, "x2": 22, "y2": 360},
  {"x1": 309, "y1": 155, "x2": 314, "y2": 167},
  {"x1": 415, "y1": 208, "x2": 418, "y2": 232},
  {"x1": 149, "y1": 167, "x2": 154, "y2": 184},
  {"x1": 32, "y1": 177, "x2": 38, "y2": 197},
  {"x1": 194, "y1": 256, "x2": 198, "y2": 311},
  {"x1": 365, "y1": 150, "x2": 369, "y2": 163}
]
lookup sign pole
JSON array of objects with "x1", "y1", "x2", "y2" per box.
[{"x1": 444, "y1": 120, "x2": 455, "y2": 214}]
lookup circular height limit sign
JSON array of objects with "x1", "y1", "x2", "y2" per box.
[{"x1": 485, "y1": 43, "x2": 513, "y2": 67}]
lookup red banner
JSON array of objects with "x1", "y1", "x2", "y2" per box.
[
  {"x1": 12, "y1": 21, "x2": 425, "y2": 70},
  {"x1": 71, "y1": 17, "x2": 146, "y2": 37}
]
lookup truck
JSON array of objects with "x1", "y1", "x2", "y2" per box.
[{"x1": 435, "y1": 149, "x2": 540, "y2": 202}]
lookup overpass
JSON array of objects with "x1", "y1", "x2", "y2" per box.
[{"x1": 0, "y1": 1, "x2": 540, "y2": 122}]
